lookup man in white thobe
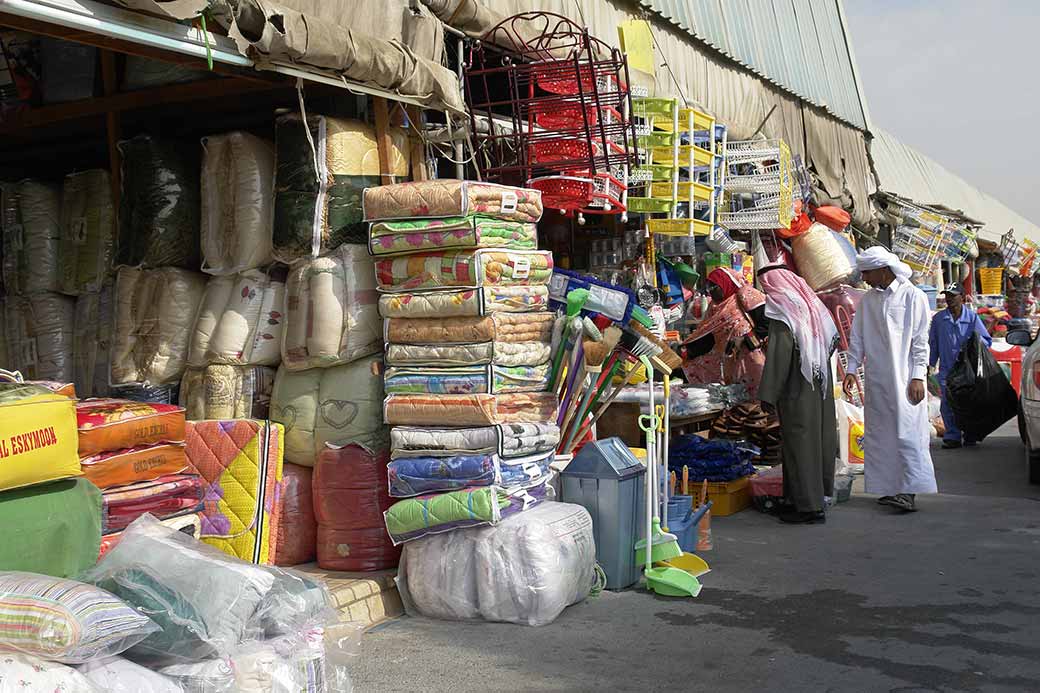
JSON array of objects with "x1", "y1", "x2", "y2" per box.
[{"x1": 844, "y1": 247, "x2": 937, "y2": 512}]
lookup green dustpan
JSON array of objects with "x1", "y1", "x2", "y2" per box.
[
  {"x1": 646, "y1": 565, "x2": 702, "y2": 597},
  {"x1": 635, "y1": 518, "x2": 682, "y2": 565}
]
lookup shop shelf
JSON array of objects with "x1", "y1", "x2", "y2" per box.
[
  {"x1": 638, "y1": 131, "x2": 676, "y2": 148},
  {"x1": 631, "y1": 164, "x2": 674, "y2": 181},
  {"x1": 650, "y1": 181, "x2": 713, "y2": 202},
  {"x1": 652, "y1": 144, "x2": 714, "y2": 167},
  {"x1": 647, "y1": 217, "x2": 712, "y2": 236},
  {"x1": 626, "y1": 197, "x2": 673, "y2": 214},
  {"x1": 632, "y1": 96, "x2": 677, "y2": 117}
]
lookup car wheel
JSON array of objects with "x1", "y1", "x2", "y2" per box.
[{"x1": 1019, "y1": 401, "x2": 1028, "y2": 445}]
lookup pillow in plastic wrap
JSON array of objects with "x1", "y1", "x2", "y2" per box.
[
  {"x1": 188, "y1": 269, "x2": 285, "y2": 367},
  {"x1": 281, "y1": 243, "x2": 381, "y2": 370},
  {"x1": 791, "y1": 223, "x2": 854, "y2": 291},
  {"x1": 117, "y1": 134, "x2": 200, "y2": 268},
  {"x1": 201, "y1": 132, "x2": 275, "y2": 275},
  {"x1": 61, "y1": 169, "x2": 115, "y2": 295},
  {"x1": 79, "y1": 656, "x2": 183, "y2": 693},
  {"x1": 2, "y1": 179, "x2": 63, "y2": 294},
  {"x1": 4, "y1": 292, "x2": 75, "y2": 381},
  {"x1": 399, "y1": 501, "x2": 595, "y2": 626},
  {"x1": 269, "y1": 355, "x2": 385, "y2": 466}
]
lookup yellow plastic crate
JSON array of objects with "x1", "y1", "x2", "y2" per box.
[
  {"x1": 650, "y1": 181, "x2": 713, "y2": 202},
  {"x1": 647, "y1": 218, "x2": 712, "y2": 236},
  {"x1": 652, "y1": 144, "x2": 714, "y2": 167},
  {"x1": 654, "y1": 107, "x2": 715, "y2": 133},
  {"x1": 626, "y1": 196, "x2": 673, "y2": 214},
  {"x1": 633, "y1": 96, "x2": 677, "y2": 117},
  {"x1": 695, "y1": 476, "x2": 752, "y2": 517}
]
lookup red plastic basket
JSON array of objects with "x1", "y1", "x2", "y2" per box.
[
  {"x1": 584, "y1": 172, "x2": 627, "y2": 213},
  {"x1": 533, "y1": 61, "x2": 593, "y2": 95},
  {"x1": 531, "y1": 101, "x2": 599, "y2": 130},
  {"x1": 529, "y1": 137, "x2": 598, "y2": 164},
  {"x1": 527, "y1": 175, "x2": 595, "y2": 211}
]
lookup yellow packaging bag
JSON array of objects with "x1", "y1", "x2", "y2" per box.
[{"x1": 0, "y1": 384, "x2": 81, "y2": 492}]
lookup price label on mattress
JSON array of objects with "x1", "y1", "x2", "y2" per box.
[
  {"x1": 500, "y1": 191, "x2": 518, "y2": 214},
  {"x1": 512, "y1": 256, "x2": 531, "y2": 279}
]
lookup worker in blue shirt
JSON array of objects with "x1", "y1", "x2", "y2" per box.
[{"x1": 929, "y1": 283, "x2": 992, "y2": 448}]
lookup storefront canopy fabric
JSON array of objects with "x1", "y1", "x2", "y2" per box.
[
  {"x1": 870, "y1": 128, "x2": 1040, "y2": 243},
  {"x1": 106, "y1": 0, "x2": 463, "y2": 112}
]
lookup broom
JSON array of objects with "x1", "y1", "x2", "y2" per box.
[{"x1": 559, "y1": 326, "x2": 620, "y2": 451}]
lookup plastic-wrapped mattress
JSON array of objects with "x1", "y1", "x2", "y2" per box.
[
  {"x1": 200, "y1": 131, "x2": 275, "y2": 275},
  {"x1": 398, "y1": 500, "x2": 594, "y2": 625},
  {"x1": 282, "y1": 244, "x2": 381, "y2": 370},
  {"x1": 180, "y1": 364, "x2": 276, "y2": 420},
  {"x1": 383, "y1": 392, "x2": 558, "y2": 426},
  {"x1": 385, "y1": 340, "x2": 552, "y2": 368},
  {"x1": 117, "y1": 134, "x2": 200, "y2": 268},
  {"x1": 375, "y1": 249, "x2": 553, "y2": 292},
  {"x1": 188, "y1": 269, "x2": 285, "y2": 367},
  {"x1": 61, "y1": 169, "x2": 115, "y2": 295},
  {"x1": 362, "y1": 179, "x2": 543, "y2": 223},
  {"x1": 385, "y1": 311, "x2": 554, "y2": 345},
  {"x1": 384, "y1": 363, "x2": 550, "y2": 395},
  {"x1": 390, "y1": 423, "x2": 560, "y2": 460},
  {"x1": 2, "y1": 179, "x2": 63, "y2": 294},
  {"x1": 368, "y1": 215, "x2": 537, "y2": 256},
  {"x1": 269, "y1": 355, "x2": 386, "y2": 466},
  {"x1": 4, "y1": 292, "x2": 75, "y2": 382},
  {"x1": 378, "y1": 285, "x2": 550, "y2": 318},
  {"x1": 273, "y1": 114, "x2": 407, "y2": 263},
  {"x1": 110, "y1": 266, "x2": 207, "y2": 386}
]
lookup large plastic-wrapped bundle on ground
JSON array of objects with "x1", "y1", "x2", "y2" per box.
[
  {"x1": 792, "y1": 222, "x2": 855, "y2": 291},
  {"x1": 79, "y1": 514, "x2": 355, "y2": 692},
  {"x1": 200, "y1": 132, "x2": 275, "y2": 275},
  {"x1": 188, "y1": 269, "x2": 285, "y2": 367},
  {"x1": 110, "y1": 266, "x2": 207, "y2": 386},
  {"x1": 4, "y1": 292, "x2": 75, "y2": 381},
  {"x1": 398, "y1": 501, "x2": 595, "y2": 626},
  {"x1": 2, "y1": 179, "x2": 63, "y2": 294},
  {"x1": 269, "y1": 355, "x2": 385, "y2": 466},
  {"x1": 282, "y1": 244, "x2": 381, "y2": 370},
  {"x1": 275, "y1": 462, "x2": 317, "y2": 567},
  {"x1": 117, "y1": 134, "x2": 201, "y2": 268},
  {"x1": 73, "y1": 289, "x2": 113, "y2": 397},
  {"x1": 61, "y1": 169, "x2": 115, "y2": 295},
  {"x1": 180, "y1": 364, "x2": 276, "y2": 420},
  {"x1": 0, "y1": 478, "x2": 101, "y2": 577},
  {"x1": 273, "y1": 113, "x2": 407, "y2": 263},
  {"x1": 313, "y1": 442, "x2": 400, "y2": 572}
]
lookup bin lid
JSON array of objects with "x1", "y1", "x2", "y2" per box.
[{"x1": 563, "y1": 437, "x2": 645, "y2": 480}]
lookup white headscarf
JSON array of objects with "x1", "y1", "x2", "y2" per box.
[{"x1": 855, "y1": 246, "x2": 913, "y2": 280}]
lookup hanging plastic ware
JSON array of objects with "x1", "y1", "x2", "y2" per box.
[
  {"x1": 791, "y1": 223, "x2": 855, "y2": 291},
  {"x1": 778, "y1": 211, "x2": 812, "y2": 239},
  {"x1": 814, "y1": 206, "x2": 851, "y2": 232}
]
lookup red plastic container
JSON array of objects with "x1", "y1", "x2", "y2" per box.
[
  {"x1": 991, "y1": 343, "x2": 1023, "y2": 396},
  {"x1": 313, "y1": 443, "x2": 400, "y2": 572}
]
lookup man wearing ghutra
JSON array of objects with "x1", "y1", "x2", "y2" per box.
[{"x1": 844, "y1": 247, "x2": 937, "y2": 512}]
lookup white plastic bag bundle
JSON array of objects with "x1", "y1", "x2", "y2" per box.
[
  {"x1": 201, "y1": 132, "x2": 276, "y2": 275},
  {"x1": 792, "y1": 223, "x2": 855, "y2": 291},
  {"x1": 399, "y1": 501, "x2": 596, "y2": 626},
  {"x1": 2, "y1": 179, "x2": 63, "y2": 294}
]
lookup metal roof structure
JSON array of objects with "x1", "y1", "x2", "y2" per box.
[
  {"x1": 637, "y1": 0, "x2": 869, "y2": 131},
  {"x1": 871, "y1": 128, "x2": 1040, "y2": 243}
]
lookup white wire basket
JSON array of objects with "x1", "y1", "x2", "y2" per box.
[
  {"x1": 724, "y1": 139, "x2": 786, "y2": 165},
  {"x1": 723, "y1": 162, "x2": 785, "y2": 193}
]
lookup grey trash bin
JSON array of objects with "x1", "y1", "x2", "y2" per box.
[{"x1": 561, "y1": 437, "x2": 645, "y2": 590}]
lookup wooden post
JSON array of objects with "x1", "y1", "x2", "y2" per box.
[
  {"x1": 372, "y1": 96, "x2": 394, "y2": 185},
  {"x1": 406, "y1": 105, "x2": 428, "y2": 181},
  {"x1": 100, "y1": 50, "x2": 121, "y2": 208}
]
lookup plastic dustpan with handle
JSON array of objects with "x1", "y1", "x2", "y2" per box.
[
  {"x1": 656, "y1": 553, "x2": 710, "y2": 578},
  {"x1": 645, "y1": 565, "x2": 702, "y2": 597}
]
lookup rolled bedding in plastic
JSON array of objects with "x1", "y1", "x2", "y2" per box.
[
  {"x1": 4, "y1": 292, "x2": 75, "y2": 382},
  {"x1": 179, "y1": 364, "x2": 276, "y2": 420},
  {"x1": 282, "y1": 244, "x2": 382, "y2": 370},
  {"x1": 189, "y1": 269, "x2": 286, "y2": 367},
  {"x1": 791, "y1": 222, "x2": 855, "y2": 291},
  {"x1": 390, "y1": 422, "x2": 560, "y2": 460},
  {"x1": 61, "y1": 169, "x2": 115, "y2": 295},
  {"x1": 378, "y1": 285, "x2": 550, "y2": 318},
  {"x1": 398, "y1": 500, "x2": 595, "y2": 626},
  {"x1": 110, "y1": 266, "x2": 207, "y2": 386},
  {"x1": 2, "y1": 179, "x2": 63, "y2": 294},
  {"x1": 201, "y1": 131, "x2": 275, "y2": 275}
]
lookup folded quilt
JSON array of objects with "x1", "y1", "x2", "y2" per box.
[
  {"x1": 390, "y1": 423, "x2": 560, "y2": 460},
  {"x1": 102, "y1": 473, "x2": 204, "y2": 532},
  {"x1": 385, "y1": 340, "x2": 551, "y2": 368},
  {"x1": 363, "y1": 179, "x2": 543, "y2": 223},
  {"x1": 375, "y1": 249, "x2": 553, "y2": 292},
  {"x1": 383, "y1": 478, "x2": 549, "y2": 545},
  {"x1": 80, "y1": 443, "x2": 189, "y2": 490},
  {"x1": 383, "y1": 392, "x2": 558, "y2": 427},
  {"x1": 388, "y1": 453, "x2": 498, "y2": 497},
  {"x1": 384, "y1": 364, "x2": 550, "y2": 395},
  {"x1": 378, "y1": 286, "x2": 550, "y2": 318},
  {"x1": 185, "y1": 419, "x2": 286, "y2": 565},
  {"x1": 385, "y1": 311, "x2": 554, "y2": 345},
  {"x1": 368, "y1": 215, "x2": 537, "y2": 256}
]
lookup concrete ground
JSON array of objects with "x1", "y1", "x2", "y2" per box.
[{"x1": 354, "y1": 422, "x2": 1040, "y2": 692}]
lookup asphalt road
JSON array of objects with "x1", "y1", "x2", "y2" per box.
[{"x1": 353, "y1": 422, "x2": 1040, "y2": 692}]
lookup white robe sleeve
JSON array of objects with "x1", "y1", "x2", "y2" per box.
[
  {"x1": 846, "y1": 296, "x2": 866, "y2": 374},
  {"x1": 908, "y1": 288, "x2": 930, "y2": 381}
]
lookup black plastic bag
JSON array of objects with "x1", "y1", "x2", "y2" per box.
[{"x1": 946, "y1": 334, "x2": 1018, "y2": 441}]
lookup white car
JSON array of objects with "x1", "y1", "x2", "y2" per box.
[{"x1": 1007, "y1": 327, "x2": 1040, "y2": 483}]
